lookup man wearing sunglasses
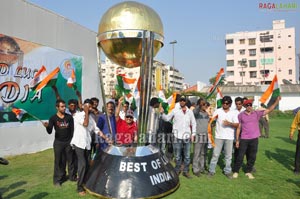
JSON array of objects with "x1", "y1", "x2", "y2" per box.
[
  {"x1": 161, "y1": 95, "x2": 197, "y2": 179},
  {"x1": 115, "y1": 96, "x2": 138, "y2": 146},
  {"x1": 232, "y1": 96, "x2": 281, "y2": 179},
  {"x1": 208, "y1": 96, "x2": 239, "y2": 179}
]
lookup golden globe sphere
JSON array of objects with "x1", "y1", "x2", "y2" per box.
[{"x1": 98, "y1": 1, "x2": 164, "y2": 68}]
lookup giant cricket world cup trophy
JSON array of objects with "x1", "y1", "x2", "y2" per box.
[{"x1": 84, "y1": 1, "x2": 179, "y2": 198}]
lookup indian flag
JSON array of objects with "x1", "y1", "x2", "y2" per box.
[
  {"x1": 259, "y1": 75, "x2": 280, "y2": 108},
  {"x1": 206, "y1": 68, "x2": 225, "y2": 99},
  {"x1": 115, "y1": 75, "x2": 137, "y2": 98},
  {"x1": 207, "y1": 115, "x2": 217, "y2": 148},
  {"x1": 34, "y1": 67, "x2": 60, "y2": 93},
  {"x1": 67, "y1": 69, "x2": 76, "y2": 89},
  {"x1": 216, "y1": 87, "x2": 223, "y2": 109},
  {"x1": 29, "y1": 65, "x2": 48, "y2": 89},
  {"x1": 11, "y1": 108, "x2": 32, "y2": 122}
]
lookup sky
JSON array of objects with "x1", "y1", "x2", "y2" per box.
[{"x1": 27, "y1": 0, "x2": 299, "y2": 85}]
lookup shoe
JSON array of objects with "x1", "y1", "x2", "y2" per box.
[
  {"x1": 78, "y1": 191, "x2": 86, "y2": 196},
  {"x1": 175, "y1": 170, "x2": 181, "y2": 176},
  {"x1": 193, "y1": 172, "x2": 201, "y2": 177},
  {"x1": 69, "y1": 177, "x2": 77, "y2": 182},
  {"x1": 245, "y1": 172, "x2": 255, "y2": 179},
  {"x1": 182, "y1": 172, "x2": 192, "y2": 179},
  {"x1": 54, "y1": 182, "x2": 61, "y2": 187},
  {"x1": 225, "y1": 173, "x2": 233, "y2": 179},
  {"x1": 251, "y1": 167, "x2": 257, "y2": 173},
  {"x1": 207, "y1": 172, "x2": 215, "y2": 178},
  {"x1": 233, "y1": 172, "x2": 238, "y2": 178},
  {"x1": 0, "y1": 157, "x2": 9, "y2": 165}
]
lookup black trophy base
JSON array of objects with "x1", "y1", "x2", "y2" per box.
[{"x1": 84, "y1": 145, "x2": 179, "y2": 198}]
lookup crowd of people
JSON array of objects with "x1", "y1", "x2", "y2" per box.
[{"x1": 42, "y1": 91, "x2": 300, "y2": 196}]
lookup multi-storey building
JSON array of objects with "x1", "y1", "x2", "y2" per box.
[
  {"x1": 165, "y1": 65, "x2": 184, "y2": 91},
  {"x1": 101, "y1": 58, "x2": 184, "y2": 96},
  {"x1": 225, "y1": 20, "x2": 296, "y2": 85}
]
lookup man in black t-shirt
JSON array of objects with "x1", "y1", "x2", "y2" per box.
[{"x1": 43, "y1": 99, "x2": 75, "y2": 186}]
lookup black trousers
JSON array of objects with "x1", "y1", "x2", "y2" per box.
[
  {"x1": 53, "y1": 140, "x2": 76, "y2": 184},
  {"x1": 74, "y1": 146, "x2": 90, "y2": 192},
  {"x1": 233, "y1": 138, "x2": 258, "y2": 173},
  {"x1": 295, "y1": 133, "x2": 300, "y2": 172}
]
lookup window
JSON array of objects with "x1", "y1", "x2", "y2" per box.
[
  {"x1": 227, "y1": 71, "x2": 234, "y2": 76},
  {"x1": 226, "y1": 39, "x2": 234, "y2": 44},
  {"x1": 239, "y1": 71, "x2": 245, "y2": 77},
  {"x1": 227, "y1": 49, "x2": 234, "y2": 54},
  {"x1": 288, "y1": 46, "x2": 292, "y2": 48},
  {"x1": 288, "y1": 35, "x2": 291, "y2": 37},
  {"x1": 289, "y1": 69, "x2": 292, "y2": 75},
  {"x1": 248, "y1": 38, "x2": 256, "y2": 45},
  {"x1": 260, "y1": 47, "x2": 274, "y2": 53},
  {"x1": 249, "y1": 60, "x2": 257, "y2": 67},
  {"x1": 250, "y1": 71, "x2": 257, "y2": 78},
  {"x1": 260, "y1": 35, "x2": 273, "y2": 43},
  {"x1": 227, "y1": 60, "x2": 234, "y2": 66},
  {"x1": 249, "y1": 49, "x2": 256, "y2": 56},
  {"x1": 278, "y1": 46, "x2": 281, "y2": 49},
  {"x1": 239, "y1": 39, "x2": 245, "y2": 44},
  {"x1": 239, "y1": 49, "x2": 245, "y2": 55}
]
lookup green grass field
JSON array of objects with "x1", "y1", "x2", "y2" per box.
[{"x1": 1, "y1": 118, "x2": 300, "y2": 199}]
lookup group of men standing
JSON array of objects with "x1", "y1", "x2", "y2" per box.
[
  {"x1": 43, "y1": 92, "x2": 284, "y2": 196},
  {"x1": 159, "y1": 94, "x2": 281, "y2": 180},
  {"x1": 43, "y1": 96, "x2": 138, "y2": 196}
]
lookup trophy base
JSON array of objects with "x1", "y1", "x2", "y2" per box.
[{"x1": 84, "y1": 145, "x2": 179, "y2": 198}]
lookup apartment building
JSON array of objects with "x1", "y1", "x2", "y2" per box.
[
  {"x1": 101, "y1": 58, "x2": 184, "y2": 96},
  {"x1": 225, "y1": 20, "x2": 296, "y2": 85}
]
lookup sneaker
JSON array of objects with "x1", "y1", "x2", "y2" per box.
[
  {"x1": 245, "y1": 172, "x2": 255, "y2": 179},
  {"x1": 225, "y1": 173, "x2": 233, "y2": 179},
  {"x1": 251, "y1": 167, "x2": 257, "y2": 173},
  {"x1": 54, "y1": 182, "x2": 61, "y2": 187},
  {"x1": 193, "y1": 172, "x2": 201, "y2": 177},
  {"x1": 233, "y1": 172, "x2": 238, "y2": 178},
  {"x1": 175, "y1": 170, "x2": 181, "y2": 176},
  {"x1": 207, "y1": 172, "x2": 215, "y2": 178},
  {"x1": 182, "y1": 172, "x2": 193, "y2": 179},
  {"x1": 78, "y1": 191, "x2": 86, "y2": 196}
]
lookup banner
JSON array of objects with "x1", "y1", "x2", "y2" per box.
[{"x1": 0, "y1": 34, "x2": 82, "y2": 127}]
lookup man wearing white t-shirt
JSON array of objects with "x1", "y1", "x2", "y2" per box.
[{"x1": 208, "y1": 96, "x2": 239, "y2": 179}]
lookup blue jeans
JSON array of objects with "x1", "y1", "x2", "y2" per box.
[
  {"x1": 209, "y1": 138, "x2": 233, "y2": 174},
  {"x1": 173, "y1": 137, "x2": 191, "y2": 173}
]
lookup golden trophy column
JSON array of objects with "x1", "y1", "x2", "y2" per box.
[{"x1": 84, "y1": 1, "x2": 179, "y2": 198}]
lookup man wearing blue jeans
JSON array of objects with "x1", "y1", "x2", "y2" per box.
[
  {"x1": 161, "y1": 95, "x2": 196, "y2": 179},
  {"x1": 208, "y1": 96, "x2": 238, "y2": 179}
]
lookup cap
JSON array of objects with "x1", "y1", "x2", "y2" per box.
[
  {"x1": 243, "y1": 99, "x2": 254, "y2": 106},
  {"x1": 125, "y1": 109, "x2": 134, "y2": 117},
  {"x1": 179, "y1": 95, "x2": 186, "y2": 101}
]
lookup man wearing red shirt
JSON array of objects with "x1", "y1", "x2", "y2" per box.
[{"x1": 115, "y1": 97, "x2": 138, "y2": 145}]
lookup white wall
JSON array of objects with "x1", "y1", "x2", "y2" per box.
[{"x1": 0, "y1": 0, "x2": 100, "y2": 156}]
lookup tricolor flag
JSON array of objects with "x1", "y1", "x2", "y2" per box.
[
  {"x1": 67, "y1": 69, "x2": 77, "y2": 89},
  {"x1": 11, "y1": 108, "x2": 32, "y2": 122},
  {"x1": 206, "y1": 68, "x2": 225, "y2": 99},
  {"x1": 158, "y1": 89, "x2": 170, "y2": 114},
  {"x1": 216, "y1": 87, "x2": 223, "y2": 109},
  {"x1": 207, "y1": 115, "x2": 217, "y2": 148},
  {"x1": 29, "y1": 65, "x2": 48, "y2": 89},
  {"x1": 115, "y1": 75, "x2": 137, "y2": 98},
  {"x1": 259, "y1": 75, "x2": 280, "y2": 108},
  {"x1": 34, "y1": 67, "x2": 60, "y2": 93}
]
